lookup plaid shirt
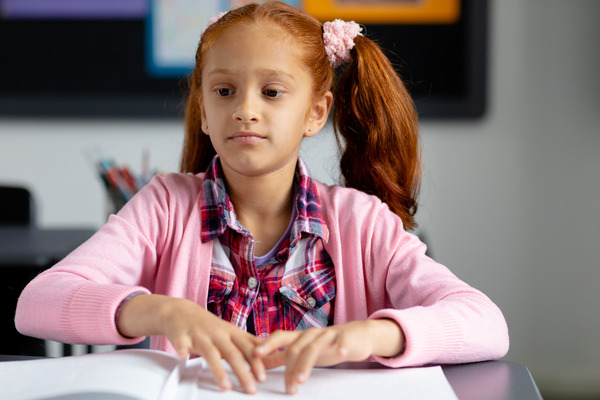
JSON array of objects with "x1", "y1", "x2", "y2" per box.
[{"x1": 200, "y1": 156, "x2": 335, "y2": 339}]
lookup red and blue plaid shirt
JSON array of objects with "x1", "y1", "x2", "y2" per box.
[{"x1": 200, "y1": 156, "x2": 335, "y2": 339}]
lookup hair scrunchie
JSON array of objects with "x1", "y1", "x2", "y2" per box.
[{"x1": 323, "y1": 19, "x2": 363, "y2": 68}]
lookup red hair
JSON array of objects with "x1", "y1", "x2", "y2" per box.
[{"x1": 180, "y1": 1, "x2": 421, "y2": 229}]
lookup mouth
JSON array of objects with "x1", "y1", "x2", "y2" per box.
[{"x1": 229, "y1": 131, "x2": 266, "y2": 144}]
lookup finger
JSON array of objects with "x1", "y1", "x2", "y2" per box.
[
  {"x1": 217, "y1": 337, "x2": 258, "y2": 394},
  {"x1": 254, "y1": 330, "x2": 298, "y2": 357},
  {"x1": 283, "y1": 329, "x2": 324, "y2": 394},
  {"x1": 291, "y1": 328, "x2": 347, "y2": 383},
  {"x1": 262, "y1": 350, "x2": 286, "y2": 369},
  {"x1": 231, "y1": 334, "x2": 267, "y2": 383},
  {"x1": 193, "y1": 336, "x2": 232, "y2": 392},
  {"x1": 171, "y1": 334, "x2": 193, "y2": 359}
]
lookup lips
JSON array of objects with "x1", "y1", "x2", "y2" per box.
[{"x1": 229, "y1": 131, "x2": 266, "y2": 144}]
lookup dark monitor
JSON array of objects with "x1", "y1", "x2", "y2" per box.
[{"x1": 0, "y1": 0, "x2": 487, "y2": 119}]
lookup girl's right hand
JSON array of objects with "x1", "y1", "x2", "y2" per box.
[{"x1": 116, "y1": 294, "x2": 266, "y2": 394}]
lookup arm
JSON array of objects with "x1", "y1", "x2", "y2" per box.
[
  {"x1": 365, "y1": 216, "x2": 510, "y2": 368},
  {"x1": 16, "y1": 174, "x2": 265, "y2": 394},
  {"x1": 14, "y1": 175, "x2": 171, "y2": 345},
  {"x1": 261, "y1": 183, "x2": 510, "y2": 392},
  {"x1": 321, "y1": 184, "x2": 509, "y2": 368}
]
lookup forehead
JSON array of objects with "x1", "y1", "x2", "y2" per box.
[{"x1": 203, "y1": 22, "x2": 306, "y2": 76}]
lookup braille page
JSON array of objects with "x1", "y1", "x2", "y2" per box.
[
  {"x1": 179, "y1": 358, "x2": 459, "y2": 400},
  {"x1": 1, "y1": 350, "x2": 459, "y2": 400},
  {"x1": 1, "y1": 349, "x2": 182, "y2": 400}
]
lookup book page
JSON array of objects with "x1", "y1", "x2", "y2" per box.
[
  {"x1": 1, "y1": 350, "x2": 182, "y2": 400},
  {"x1": 178, "y1": 358, "x2": 459, "y2": 399},
  {"x1": 1, "y1": 350, "x2": 458, "y2": 400}
]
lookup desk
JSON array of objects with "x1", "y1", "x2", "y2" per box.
[
  {"x1": 0, "y1": 355, "x2": 541, "y2": 400},
  {"x1": 442, "y1": 360, "x2": 542, "y2": 400},
  {"x1": 329, "y1": 360, "x2": 541, "y2": 400},
  {"x1": 0, "y1": 227, "x2": 96, "y2": 356}
]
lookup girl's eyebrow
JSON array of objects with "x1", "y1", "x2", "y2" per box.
[{"x1": 207, "y1": 67, "x2": 296, "y2": 81}]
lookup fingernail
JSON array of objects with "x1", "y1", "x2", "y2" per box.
[
  {"x1": 246, "y1": 383, "x2": 257, "y2": 394},
  {"x1": 296, "y1": 373, "x2": 306, "y2": 383},
  {"x1": 287, "y1": 385, "x2": 297, "y2": 395},
  {"x1": 177, "y1": 349, "x2": 188, "y2": 358},
  {"x1": 258, "y1": 371, "x2": 267, "y2": 382},
  {"x1": 219, "y1": 378, "x2": 231, "y2": 391}
]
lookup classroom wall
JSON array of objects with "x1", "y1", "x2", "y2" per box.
[{"x1": 1, "y1": 0, "x2": 599, "y2": 397}]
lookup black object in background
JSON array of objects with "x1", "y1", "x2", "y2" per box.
[{"x1": 0, "y1": 0, "x2": 486, "y2": 119}]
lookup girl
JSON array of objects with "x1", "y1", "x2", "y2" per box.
[{"x1": 16, "y1": 1, "x2": 509, "y2": 395}]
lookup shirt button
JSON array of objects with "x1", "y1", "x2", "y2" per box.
[
  {"x1": 247, "y1": 277, "x2": 258, "y2": 290},
  {"x1": 306, "y1": 296, "x2": 317, "y2": 308}
]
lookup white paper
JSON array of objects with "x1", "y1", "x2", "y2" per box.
[
  {"x1": 181, "y1": 358, "x2": 458, "y2": 399},
  {"x1": 1, "y1": 350, "x2": 179, "y2": 400},
  {"x1": 0, "y1": 350, "x2": 458, "y2": 400}
]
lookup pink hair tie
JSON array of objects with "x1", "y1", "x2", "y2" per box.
[{"x1": 323, "y1": 19, "x2": 363, "y2": 68}]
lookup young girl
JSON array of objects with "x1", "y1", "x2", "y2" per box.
[{"x1": 16, "y1": 1, "x2": 509, "y2": 395}]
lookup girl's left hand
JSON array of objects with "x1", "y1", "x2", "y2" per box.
[{"x1": 253, "y1": 319, "x2": 405, "y2": 395}]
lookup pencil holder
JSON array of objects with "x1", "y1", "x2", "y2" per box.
[
  {"x1": 95, "y1": 158, "x2": 153, "y2": 220},
  {"x1": 105, "y1": 187, "x2": 129, "y2": 218}
]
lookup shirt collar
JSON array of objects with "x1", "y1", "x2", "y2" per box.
[{"x1": 200, "y1": 156, "x2": 329, "y2": 243}]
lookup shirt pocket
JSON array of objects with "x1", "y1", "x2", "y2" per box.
[
  {"x1": 207, "y1": 273, "x2": 235, "y2": 317},
  {"x1": 279, "y1": 268, "x2": 336, "y2": 330}
]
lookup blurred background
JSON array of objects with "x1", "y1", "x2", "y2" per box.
[{"x1": 1, "y1": 0, "x2": 599, "y2": 398}]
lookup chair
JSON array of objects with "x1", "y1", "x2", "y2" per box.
[
  {"x1": 0, "y1": 186, "x2": 35, "y2": 226},
  {"x1": 0, "y1": 185, "x2": 46, "y2": 356}
]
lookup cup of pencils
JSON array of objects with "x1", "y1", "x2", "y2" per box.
[{"x1": 96, "y1": 159, "x2": 154, "y2": 216}]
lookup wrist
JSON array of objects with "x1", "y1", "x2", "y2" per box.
[
  {"x1": 117, "y1": 293, "x2": 171, "y2": 338},
  {"x1": 369, "y1": 318, "x2": 405, "y2": 358},
  {"x1": 115, "y1": 291, "x2": 146, "y2": 337}
]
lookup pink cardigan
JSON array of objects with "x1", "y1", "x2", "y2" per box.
[{"x1": 15, "y1": 173, "x2": 509, "y2": 367}]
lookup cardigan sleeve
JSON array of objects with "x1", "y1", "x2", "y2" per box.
[
  {"x1": 319, "y1": 183, "x2": 509, "y2": 368},
  {"x1": 14, "y1": 174, "x2": 178, "y2": 346},
  {"x1": 367, "y1": 202, "x2": 509, "y2": 367}
]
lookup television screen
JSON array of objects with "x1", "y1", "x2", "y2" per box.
[{"x1": 0, "y1": 0, "x2": 487, "y2": 119}]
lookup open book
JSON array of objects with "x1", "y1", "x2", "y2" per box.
[{"x1": 2, "y1": 349, "x2": 458, "y2": 399}]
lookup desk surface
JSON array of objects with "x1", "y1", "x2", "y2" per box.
[
  {"x1": 443, "y1": 360, "x2": 542, "y2": 400},
  {"x1": 0, "y1": 355, "x2": 541, "y2": 400},
  {"x1": 0, "y1": 227, "x2": 96, "y2": 267}
]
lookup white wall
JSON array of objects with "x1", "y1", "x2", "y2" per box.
[
  {"x1": 1, "y1": 0, "x2": 599, "y2": 396},
  {"x1": 418, "y1": 1, "x2": 600, "y2": 397}
]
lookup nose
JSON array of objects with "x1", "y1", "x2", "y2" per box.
[{"x1": 232, "y1": 92, "x2": 259, "y2": 124}]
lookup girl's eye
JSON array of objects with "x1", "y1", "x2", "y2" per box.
[
  {"x1": 263, "y1": 89, "x2": 282, "y2": 98},
  {"x1": 216, "y1": 88, "x2": 233, "y2": 97}
]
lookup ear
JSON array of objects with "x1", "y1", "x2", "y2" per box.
[
  {"x1": 198, "y1": 94, "x2": 209, "y2": 136},
  {"x1": 304, "y1": 91, "x2": 333, "y2": 138}
]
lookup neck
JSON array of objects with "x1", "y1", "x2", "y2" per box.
[{"x1": 222, "y1": 161, "x2": 297, "y2": 256}]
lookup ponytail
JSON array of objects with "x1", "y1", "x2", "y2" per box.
[{"x1": 333, "y1": 35, "x2": 421, "y2": 230}]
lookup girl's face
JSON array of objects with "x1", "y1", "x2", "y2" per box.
[{"x1": 200, "y1": 22, "x2": 331, "y2": 181}]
